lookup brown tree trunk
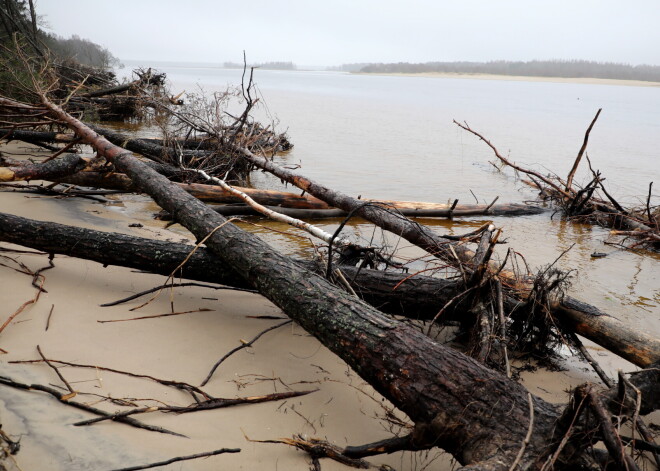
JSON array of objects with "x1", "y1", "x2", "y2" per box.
[
  {"x1": 232, "y1": 147, "x2": 530, "y2": 288},
  {"x1": 0, "y1": 153, "x2": 85, "y2": 182},
  {"x1": 0, "y1": 128, "x2": 77, "y2": 143},
  {"x1": 38, "y1": 94, "x2": 563, "y2": 469},
  {"x1": 51, "y1": 170, "x2": 545, "y2": 216},
  {"x1": 2, "y1": 210, "x2": 658, "y2": 369}
]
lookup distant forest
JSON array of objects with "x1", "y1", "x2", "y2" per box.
[
  {"x1": 223, "y1": 61, "x2": 296, "y2": 70},
  {"x1": 358, "y1": 60, "x2": 660, "y2": 82},
  {"x1": 0, "y1": 0, "x2": 119, "y2": 69}
]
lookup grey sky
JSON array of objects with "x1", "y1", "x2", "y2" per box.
[{"x1": 36, "y1": 0, "x2": 660, "y2": 66}]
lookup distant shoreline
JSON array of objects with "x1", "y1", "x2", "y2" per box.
[{"x1": 355, "y1": 71, "x2": 660, "y2": 87}]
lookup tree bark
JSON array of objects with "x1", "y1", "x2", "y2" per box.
[
  {"x1": 0, "y1": 153, "x2": 85, "y2": 182},
  {"x1": 38, "y1": 95, "x2": 566, "y2": 469},
  {"x1": 0, "y1": 128, "x2": 77, "y2": 143},
  {"x1": 50, "y1": 170, "x2": 544, "y2": 216},
  {"x1": 232, "y1": 147, "x2": 531, "y2": 288},
  {"x1": 2, "y1": 210, "x2": 658, "y2": 369}
]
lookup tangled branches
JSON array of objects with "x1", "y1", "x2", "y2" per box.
[{"x1": 455, "y1": 114, "x2": 659, "y2": 251}]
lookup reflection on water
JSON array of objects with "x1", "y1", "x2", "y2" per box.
[{"x1": 114, "y1": 64, "x2": 659, "y2": 334}]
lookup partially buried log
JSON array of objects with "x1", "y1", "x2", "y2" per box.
[{"x1": 454, "y1": 118, "x2": 659, "y2": 251}]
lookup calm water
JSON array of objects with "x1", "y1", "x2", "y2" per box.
[{"x1": 120, "y1": 63, "x2": 660, "y2": 333}]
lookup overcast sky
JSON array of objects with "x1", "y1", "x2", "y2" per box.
[{"x1": 36, "y1": 0, "x2": 660, "y2": 67}]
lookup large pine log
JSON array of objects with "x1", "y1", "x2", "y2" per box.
[
  {"x1": 1, "y1": 211, "x2": 658, "y2": 369},
  {"x1": 52, "y1": 171, "x2": 545, "y2": 216},
  {"x1": 0, "y1": 211, "x2": 458, "y2": 317},
  {"x1": 37, "y1": 94, "x2": 565, "y2": 469}
]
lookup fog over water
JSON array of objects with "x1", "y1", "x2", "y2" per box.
[{"x1": 38, "y1": 1, "x2": 660, "y2": 67}]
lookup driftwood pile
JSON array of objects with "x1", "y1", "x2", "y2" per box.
[{"x1": 0, "y1": 62, "x2": 659, "y2": 471}]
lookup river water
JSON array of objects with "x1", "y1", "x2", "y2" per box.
[{"x1": 121, "y1": 63, "x2": 660, "y2": 334}]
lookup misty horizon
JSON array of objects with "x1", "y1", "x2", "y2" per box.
[
  {"x1": 37, "y1": 1, "x2": 660, "y2": 68},
  {"x1": 119, "y1": 58, "x2": 660, "y2": 69}
]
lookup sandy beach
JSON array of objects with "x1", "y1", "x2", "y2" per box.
[
  {"x1": 0, "y1": 141, "x2": 647, "y2": 470},
  {"x1": 356, "y1": 72, "x2": 660, "y2": 87}
]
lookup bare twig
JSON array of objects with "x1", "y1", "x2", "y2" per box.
[
  {"x1": 568, "y1": 332, "x2": 613, "y2": 387},
  {"x1": 74, "y1": 389, "x2": 314, "y2": 426},
  {"x1": 0, "y1": 375, "x2": 185, "y2": 437},
  {"x1": 565, "y1": 109, "x2": 602, "y2": 192},
  {"x1": 201, "y1": 320, "x2": 292, "y2": 386},
  {"x1": 11, "y1": 357, "x2": 212, "y2": 401},
  {"x1": 36, "y1": 345, "x2": 74, "y2": 394},
  {"x1": 97, "y1": 308, "x2": 214, "y2": 323},
  {"x1": 44, "y1": 304, "x2": 54, "y2": 331},
  {"x1": 108, "y1": 448, "x2": 241, "y2": 471},
  {"x1": 454, "y1": 120, "x2": 573, "y2": 200},
  {"x1": 100, "y1": 282, "x2": 255, "y2": 307},
  {"x1": 647, "y1": 182, "x2": 656, "y2": 229}
]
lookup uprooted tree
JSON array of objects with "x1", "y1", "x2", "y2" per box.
[
  {"x1": 454, "y1": 115, "x2": 659, "y2": 252},
  {"x1": 0, "y1": 47, "x2": 659, "y2": 469}
]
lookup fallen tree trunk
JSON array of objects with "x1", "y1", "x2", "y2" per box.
[
  {"x1": 0, "y1": 211, "x2": 458, "y2": 318},
  {"x1": 80, "y1": 79, "x2": 143, "y2": 99},
  {"x1": 0, "y1": 153, "x2": 85, "y2": 182},
  {"x1": 51, "y1": 170, "x2": 545, "y2": 216},
  {"x1": 87, "y1": 123, "x2": 210, "y2": 164},
  {"x1": 2, "y1": 211, "x2": 658, "y2": 369},
  {"x1": 0, "y1": 128, "x2": 77, "y2": 144},
  {"x1": 208, "y1": 202, "x2": 545, "y2": 218},
  {"x1": 38, "y1": 94, "x2": 567, "y2": 469},
  {"x1": 232, "y1": 147, "x2": 534, "y2": 291},
  {"x1": 53, "y1": 171, "x2": 337, "y2": 208}
]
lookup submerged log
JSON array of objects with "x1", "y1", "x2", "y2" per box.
[
  {"x1": 1, "y1": 211, "x2": 658, "y2": 369},
  {"x1": 456, "y1": 119, "x2": 660, "y2": 251}
]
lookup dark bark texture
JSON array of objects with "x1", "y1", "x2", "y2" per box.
[
  {"x1": 1, "y1": 211, "x2": 658, "y2": 369},
  {"x1": 39, "y1": 96, "x2": 564, "y2": 469}
]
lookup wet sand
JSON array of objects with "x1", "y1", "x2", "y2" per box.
[{"x1": 0, "y1": 141, "x2": 645, "y2": 470}]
